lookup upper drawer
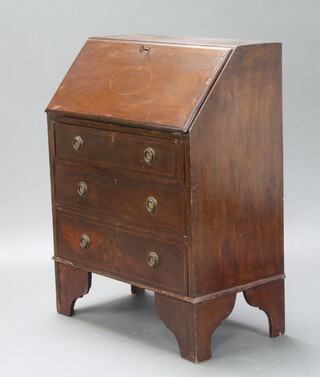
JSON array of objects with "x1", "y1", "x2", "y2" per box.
[{"x1": 55, "y1": 123, "x2": 179, "y2": 180}]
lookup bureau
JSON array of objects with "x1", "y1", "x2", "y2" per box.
[{"x1": 46, "y1": 34, "x2": 285, "y2": 362}]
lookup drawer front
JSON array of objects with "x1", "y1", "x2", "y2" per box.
[
  {"x1": 55, "y1": 165, "x2": 186, "y2": 234},
  {"x1": 56, "y1": 212, "x2": 187, "y2": 294},
  {"x1": 55, "y1": 123, "x2": 178, "y2": 179}
]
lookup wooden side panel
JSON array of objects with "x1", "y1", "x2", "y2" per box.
[
  {"x1": 46, "y1": 39, "x2": 230, "y2": 131},
  {"x1": 188, "y1": 44, "x2": 283, "y2": 297}
]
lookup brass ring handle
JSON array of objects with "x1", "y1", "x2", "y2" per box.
[
  {"x1": 148, "y1": 252, "x2": 159, "y2": 268},
  {"x1": 73, "y1": 136, "x2": 83, "y2": 151},
  {"x1": 146, "y1": 196, "x2": 158, "y2": 213},
  {"x1": 80, "y1": 234, "x2": 90, "y2": 250},
  {"x1": 77, "y1": 181, "x2": 88, "y2": 197},
  {"x1": 144, "y1": 147, "x2": 156, "y2": 164}
]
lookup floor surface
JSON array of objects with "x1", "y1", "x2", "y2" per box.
[{"x1": 1, "y1": 239, "x2": 319, "y2": 377}]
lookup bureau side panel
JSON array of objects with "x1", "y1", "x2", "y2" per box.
[{"x1": 188, "y1": 44, "x2": 284, "y2": 297}]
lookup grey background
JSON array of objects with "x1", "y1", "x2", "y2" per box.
[{"x1": 1, "y1": 0, "x2": 319, "y2": 376}]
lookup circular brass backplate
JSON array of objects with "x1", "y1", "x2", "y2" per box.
[
  {"x1": 73, "y1": 136, "x2": 83, "y2": 151},
  {"x1": 80, "y1": 234, "x2": 90, "y2": 250},
  {"x1": 148, "y1": 251, "x2": 159, "y2": 268},
  {"x1": 146, "y1": 197, "x2": 158, "y2": 213},
  {"x1": 144, "y1": 147, "x2": 156, "y2": 164},
  {"x1": 77, "y1": 181, "x2": 88, "y2": 197}
]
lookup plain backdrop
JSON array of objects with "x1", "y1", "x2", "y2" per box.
[{"x1": 1, "y1": 1, "x2": 319, "y2": 376}]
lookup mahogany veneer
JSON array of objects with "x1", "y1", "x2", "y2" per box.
[{"x1": 47, "y1": 34, "x2": 285, "y2": 362}]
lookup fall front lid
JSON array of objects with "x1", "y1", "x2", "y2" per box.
[{"x1": 46, "y1": 36, "x2": 231, "y2": 131}]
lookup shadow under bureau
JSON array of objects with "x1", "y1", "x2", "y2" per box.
[{"x1": 46, "y1": 34, "x2": 285, "y2": 363}]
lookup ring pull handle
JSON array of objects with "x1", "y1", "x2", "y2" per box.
[
  {"x1": 148, "y1": 252, "x2": 159, "y2": 268},
  {"x1": 146, "y1": 197, "x2": 158, "y2": 213},
  {"x1": 80, "y1": 234, "x2": 90, "y2": 250},
  {"x1": 73, "y1": 136, "x2": 83, "y2": 151},
  {"x1": 144, "y1": 147, "x2": 156, "y2": 165},
  {"x1": 77, "y1": 181, "x2": 88, "y2": 197}
]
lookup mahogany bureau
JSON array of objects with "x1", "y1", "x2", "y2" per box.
[{"x1": 46, "y1": 34, "x2": 285, "y2": 362}]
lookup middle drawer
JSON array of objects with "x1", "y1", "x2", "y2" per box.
[{"x1": 55, "y1": 165, "x2": 186, "y2": 234}]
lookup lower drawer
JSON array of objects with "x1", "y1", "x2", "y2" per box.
[{"x1": 56, "y1": 211, "x2": 187, "y2": 295}]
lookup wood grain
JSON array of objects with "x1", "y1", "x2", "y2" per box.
[
  {"x1": 55, "y1": 122, "x2": 180, "y2": 180},
  {"x1": 47, "y1": 35, "x2": 285, "y2": 362},
  {"x1": 46, "y1": 39, "x2": 230, "y2": 131},
  {"x1": 55, "y1": 165, "x2": 186, "y2": 234},
  {"x1": 155, "y1": 293, "x2": 236, "y2": 362},
  {"x1": 55, "y1": 262, "x2": 92, "y2": 316},
  {"x1": 244, "y1": 279, "x2": 285, "y2": 337},
  {"x1": 56, "y1": 211, "x2": 187, "y2": 294},
  {"x1": 187, "y1": 43, "x2": 284, "y2": 297}
]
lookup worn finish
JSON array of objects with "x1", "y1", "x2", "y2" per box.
[
  {"x1": 46, "y1": 39, "x2": 230, "y2": 131},
  {"x1": 55, "y1": 165, "x2": 186, "y2": 234},
  {"x1": 55, "y1": 262, "x2": 91, "y2": 316},
  {"x1": 56, "y1": 211, "x2": 187, "y2": 295},
  {"x1": 188, "y1": 43, "x2": 283, "y2": 297},
  {"x1": 55, "y1": 123, "x2": 180, "y2": 180},
  {"x1": 155, "y1": 293, "x2": 236, "y2": 362},
  {"x1": 244, "y1": 279, "x2": 285, "y2": 337},
  {"x1": 47, "y1": 34, "x2": 285, "y2": 363}
]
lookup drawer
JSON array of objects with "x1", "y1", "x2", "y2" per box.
[
  {"x1": 56, "y1": 212, "x2": 187, "y2": 295},
  {"x1": 55, "y1": 123, "x2": 179, "y2": 179},
  {"x1": 55, "y1": 165, "x2": 186, "y2": 234}
]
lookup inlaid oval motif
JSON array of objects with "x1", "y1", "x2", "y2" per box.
[{"x1": 110, "y1": 65, "x2": 153, "y2": 96}]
